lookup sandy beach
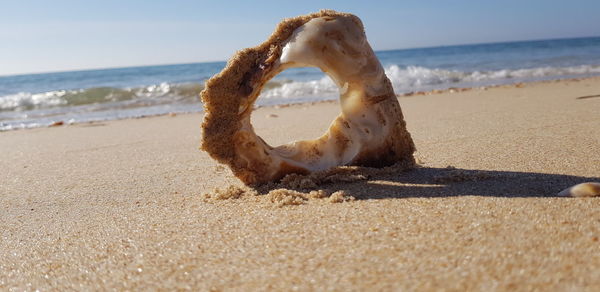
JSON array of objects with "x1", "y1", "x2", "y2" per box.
[{"x1": 1, "y1": 77, "x2": 599, "y2": 290}]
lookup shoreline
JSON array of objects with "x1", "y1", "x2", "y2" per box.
[{"x1": 2, "y1": 75, "x2": 600, "y2": 133}]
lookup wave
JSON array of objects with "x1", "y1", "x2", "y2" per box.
[
  {"x1": 0, "y1": 82, "x2": 206, "y2": 112},
  {"x1": 259, "y1": 77, "x2": 338, "y2": 100},
  {"x1": 259, "y1": 64, "x2": 600, "y2": 99},
  {"x1": 384, "y1": 64, "x2": 600, "y2": 91},
  {"x1": 0, "y1": 79, "x2": 329, "y2": 112},
  {"x1": 2, "y1": 64, "x2": 600, "y2": 114}
]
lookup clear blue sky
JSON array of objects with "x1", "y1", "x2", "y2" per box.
[{"x1": 1, "y1": 0, "x2": 599, "y2": 76}]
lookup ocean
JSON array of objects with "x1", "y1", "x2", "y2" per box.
[{"x1": 1, "y1": 36, "x2": 600, "y2": 131}]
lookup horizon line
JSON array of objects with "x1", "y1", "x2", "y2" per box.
[{"x1": 2, "y1": 35, "x2": 598, "y2": 78}]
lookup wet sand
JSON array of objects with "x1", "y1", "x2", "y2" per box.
[{"x1": 1, "y1": 78, "x2": 599, "y2": 290}]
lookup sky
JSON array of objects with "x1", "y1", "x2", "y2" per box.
[{"x1": 1, "y1": 0, "x2": 599, "y2": 76}]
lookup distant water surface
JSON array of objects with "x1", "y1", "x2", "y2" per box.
[{"x1": 1, "y1": 36, "x2": 600, "y2": 130}]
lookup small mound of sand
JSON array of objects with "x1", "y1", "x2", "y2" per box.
[
  {"x1": 202, "y1": 184, "x2": 357, "y2": 207},
  {"x1": 202, "y1": 161, "x2": 411, "y2": 206},
  {"x1": 328, "y1": 190, "x2": 355, "y2": 203},
  {"x1": 267, "y1": 189, "x2": 307, "y2": 207},
  {"x1": 307, "y1": 190, "x2": 328, "y2": 199},
  {"x1": 265, "y1": 189, "x2": 355, "y2": 207},
  {"x1": 201, "y1": 185, "x2": 258, "y2": 200}
]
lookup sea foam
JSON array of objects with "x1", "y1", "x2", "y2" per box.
[
  {"x1": 2, "y1": 63, "x2": 600, "y2": 131},
  {"x1": 3, "y1": 64, "x2": 600, "y2": 113},
  {"x1": 384, "y1": 64, "x2": 600, "y2": 92},
  {"x1": 259, "y1": 64, "x2": 600, "y2": 99}
]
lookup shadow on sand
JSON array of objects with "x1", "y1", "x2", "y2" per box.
[
  {"x1": 576, "y1": 94, "x2": 600, "y2": 100},
  {"x1": 316, "y1": 166, "x2": 599, "y2": 200}
]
